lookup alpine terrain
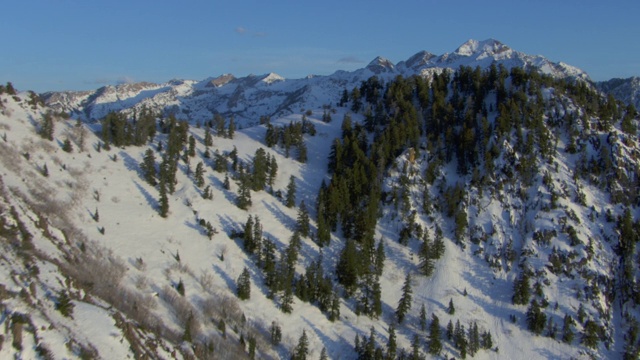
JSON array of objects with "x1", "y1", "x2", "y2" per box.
[{"x1": 0, "y1": 39, "x2": 638, "y2": 359}]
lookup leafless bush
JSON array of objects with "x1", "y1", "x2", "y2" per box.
[
  {"x1": 198, "y1": 271, "x2": 214, "y2": 293},
  {"x1": 160, "y1": 285, "x2": 195, "y2": 327},
  {"x1": 134, "y1": 275, "x2": 148, "y2": 290}
]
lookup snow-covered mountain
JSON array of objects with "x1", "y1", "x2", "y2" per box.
[
  {"x1": 43, "y1": 39, "x2": 590, "y2": 126},
  {"x1": 597, "y1": 77, "x2": 640, "y2": 110},
  {"x1": 2, "y1": 38, "x2": 640, "y2": 360}
]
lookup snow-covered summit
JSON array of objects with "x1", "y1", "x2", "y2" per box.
[{"x1": 366, "y1": 56, "x2": 395, "y2": 74}]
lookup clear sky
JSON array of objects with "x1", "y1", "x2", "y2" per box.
[{"x1": 2, "y1": 0, "x2": 639, "y2": 93}]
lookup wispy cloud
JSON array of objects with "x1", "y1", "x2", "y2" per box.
[
  {"x1": 235, "y1": 26, "x2": 267, "y2": 38},
  {"x1": 338, "y1": 56, "x2": 365, "y2": 64}
]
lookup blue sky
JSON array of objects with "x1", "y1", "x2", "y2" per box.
[{"x1": 2, "y1": 0, "x2": 639, "y2": 92}]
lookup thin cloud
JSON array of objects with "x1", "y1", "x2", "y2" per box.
[
  {"x1": 84, "y1": 76, "x2": 134, "y2": 86},
  {"x1": 235, "y1": 26, "x2": 267, "y2": 37},
  {"x1": 338, "y1": 56, "x2": 365, "y2": 64}
]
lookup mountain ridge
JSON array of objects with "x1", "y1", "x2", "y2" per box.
[{"x1": 42, "y1": 39, "x2": 595, "y2": 125}]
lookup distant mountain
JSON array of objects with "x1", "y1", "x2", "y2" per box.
[
  {"x1": 42, "y1": 39, "x2": 591, "y2": 125},
  {"x1": 597, "y1": 76, "x2": 640, "y2": 110}
]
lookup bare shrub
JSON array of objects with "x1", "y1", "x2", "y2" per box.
[
  {"x1": 198, "y1": 271, "x2": 214, "y2": 293},
  {"x1": 134, "y1": 275, "x2": 148, "y2": 290}
]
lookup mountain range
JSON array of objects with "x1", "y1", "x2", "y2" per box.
[
  {"x1": 0, "y1": 39, "x2": 639, "y2": 359},
  {"x1": 44, "y1": 39, "x2": 626, "y2": 127}
]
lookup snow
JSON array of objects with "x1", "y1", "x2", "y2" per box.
[{"x1": 0, "y1": 39, "x2": 636, "y2": 359}]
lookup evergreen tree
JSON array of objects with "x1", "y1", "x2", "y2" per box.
[
  {"x1": 204, "y1": 127, "x2": 213, "y2": 146},
  {"x1": 281, "y1": 286, "x2": 294, "y2": 313},
  {"x1": 319, "y1": 347, "x2": 328, "y2": 360},
  {"x1": 228, "y1": 116, "x2": 236, "y2": 139},
  {"x1": 62, "y1": 138, "x2": 73, "y2": 152},
  {"x1": 236, "y1": 173, "x2": 252, "y2": 210},
  {"x1": 395, "y1": 273, "x2": 413, "y2": 323},
  {"x1": 194, "y1": 161, "x2": 205, "y2": 188},
  {"x1": 582, "y1": 320, "x2": 600, "y2": 349},
  {"x1": 296, "y1": 201, "x2": 310, "y2": 237},
  {"x1": 481, "y1": 330, "x2": 493, "y2": 349},
  {"x1": 297, "y1": 141, "x2": 308, "y2": 163},
  {"x1": 418, "y1": 233, "x2": 434, "y2": 276},
  {"x1": 468, "y1": 321, "x2": 480, "y2": 356},
  {"x1": 561, "y1": 314, "x2": 575, "y2": 344},
  {"x1": 270, "y1": 321, "x2": 282, "y2": 345},
  {"x1": 446, "y1": 320, "x2": 454, "y2": 340},
  {"x1": 428, "y1": 313, "x2": 442, "y2": 355},
  {"x1": 40, "y1": 112, "x2": 55, "y2": 141},
  {"x1": 419, "y1": 303, "x2": 427, "y2": 331},
  {"x1": 141, "y1": 148, "x2": 157, "y2": 186},
  {"x1": 286, "y1": 175, "x2": 297, "y2": 208},
  {"x1": 158, "y1": 176, "x2": 169, "y2": 217},
  {"x1": 526, "y1": 299, "x2": 546, "y2": 335},
  {"x1": 386, "y1": 326, "x2": 397, "y2": 360},
  {"x1": 243, "y1": 216, "x2": 256, "y2": 254},
  {"x1": 291, "y1": 330, "x2": 309, "y2": 360},
  {"x1": 512, "y1": 270, "x2": 531, "y2": 305},
  {"x1": 188, "y1": 135, "x2": 196, "y2": 157},
  {"x1": 454, "y1": 320, "x2": 468, "y2": 359},
  {"x1": 55, "y1": 290, "x2": 74, "y2": 318},
  {"x1": 410, "y1": 333, "x2": 421, "y2": 360},
  {"x1": 447, "y1": 298, "x2": 455, "y2": 315},
  {"x1": 336, "y1": 239, "x2": 359, "y2": 295},
  {"x1": 236, "y1": 267, "x2": 251, "y2": 300}
]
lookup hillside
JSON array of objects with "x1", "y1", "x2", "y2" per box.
[{"x1": 0, "y1": 40, "x2": 639, "y2": 360}]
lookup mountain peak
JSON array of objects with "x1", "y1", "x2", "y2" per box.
[
  {"x1": 454, "y1": 38, "x2": 510, "y2": 57},
  {"x1": 367, "y1": 56, "x2": 395, "y2": 74}
]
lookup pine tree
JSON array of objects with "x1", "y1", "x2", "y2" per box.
[
  {"x1": 481, "y1": 330, "x2": 493, "y2": 349},
  {"x1": 386, "y1": 326, "x2": 397, "y2": 360},
  {"x1": 582, "y1": 320, "x2": 600, "y2": 349},
  {"x1": 296, "y1": 201, "x2": 310, "y2": 237},
  {"x1": 286, "y1": 175, "x2": 296, "y2": 208},
  {"x1": 55, "y1": 290, "x2": 74, "y2": 318},
  {"x1": 336, "y1": 239, "x2": 359, "y2": 295},
  {"x1": 270, "y1": 321, "x2": 282, "y2": 345},
  {"x1": 188, "y1": 135, "x2": 196, "y2": 157},
  {"x1": 410, "y1": 333, "x2": 421, "y2": 360},
  {"x1": 428, "y1": 313, "x2": 442, "y2": 355},
  {"x1": 454, "y1": 320, "x2": 468, "y2": 359},
  {"x1": 291, "y1": 329, "x2": 309, "y2": 360},
  {"x1": 194, "y1": 161, "x2": 205, "y2": 188},
  {"x1": 228, "y1": 116, "x2": 236, "y2": 139},
  {"x1": 512, "y1": 270, "x2": 531, "y2": 305},
  {"x1": 468, "y1": 321, "x2": 480, "y2": 356},
  {"x1": 418, "y1": 233, "x2": 434, "y2": 276},
  {"x1": 158, "y1": 176, "x2": 169, "y2": 217},
  {"x1": 319, "y1": 347, "x2": 328, "y2": 360},
  {"x1": 395, "y1": 273, "x2": 413, "y2": 323},
  {"x1": 204, "y1": 127, "x2": 213, "y2": 146},
  {"x1": 446, "y1": 320, "x2": 454, "y2": 340},
  {"x1": 243, "y1": 216, "x2": 256, "y2": 254},
  {"x1": 419, "y1": 303, "x2": 427, "y2": 331},
  {"x1": 447, "y1": 298, "x2": 455, "y2": 315},
  {"x1": 236, "y1": 267, "x2": 251, "y2": 300},
  {"x1": 281, "y1": 286, "x2": 294, "y2": 313},
  {"x1": 526, "y1": 299, "x2": 546, "y2": 335},
  {"x1": 62, "y1": 138, "x2": 73, "y2": 152},
  {"x1": 141, "y1": 148, "x2": 157, "y2": 186},
  {"x1": 561, "y1": 314, "x2": 575, "y2": 344}
]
